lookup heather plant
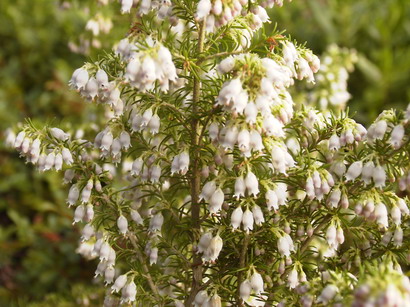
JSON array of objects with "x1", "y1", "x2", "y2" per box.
[{"x1": 8, "y1": 0, "x2": 410, "y2": 306}]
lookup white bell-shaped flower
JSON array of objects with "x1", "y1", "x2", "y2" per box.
[
  {"x1": 96, "y1": 69, "x2": 109, "y2": 89},
  {"x1": 194, "y1": 290, "x2": 209, "y2": 307},
  {"x1": 231, "y1": 206, "x2": 243, "y2": 230},
  {"x1": 374, "y1": 202, "x2": 388, "y2": 228},
  {"x1": 69, "y1": 68, "x2": 89, "y2": 90},
  {"x1": 117, "y1": 215, "x2": 128, "y2": 235},
  {"x1": 288, "y1": 267, "x2": 299, "y2": 289},
  {"x1": 50, "y1": 127, "x2": 70, "y2": 141},
  {"x1": 250, "y1": 271, "x2": 264, "y2": 293},
  {"x1": 372, "y1": 165, "x2": 386, "y2": 188},
  {"x1": 234, "y1": 176, "x2": 246, "y2": 199},
  {"x1": 120, "y1": 0, "x2": 133, "y2": 14},
  {"x1": 390, "y1": 124, "x2": 405, "y2": 149},
  {"x1": 131, "y1": 158, "x2": 143, "y2": 176},
  {"x1": 266, "y1": 189, "x2": 279, "y2": 211},
  {"x1": 317, "y1": 284, "x2": 338, "y2": 304},
  {"x1": 197, "y1": 232, "x2": 212, "y2": 254},
  {"x1": 206, "y1": 234, "x2": 223, "y2": 262},
  {"x1": 242, "y1": 208, "x2": 254, "y2": 232},
  {"x1": 252, "y1": 205, "x2": 264, "y2": 226},
  {"x1": 328, "y1": 134, "x2": 340, "y2": 151},
  {"x1": 199, "y1": 181, "x2": 217, "y2": 201},
  {"x1": 104, "y1": 266, "x2": 115, "y2": 285},
  {"x1": 67, "y1": 185, "x2": 80, "y2": 206},
  {"x1": 328, "y1": 188, "x2": 341, "y2": 208},
  {"x1": 149, "y1": 212, "x2": 164, "y2": 232},
  {"x1": 361, "y1": 161, "x2": 375, "y2": 184},
  {"x1": 345, "y1": 161, "x2": 363, "y2": 182},
  {"x1": 85, "y1": 204, "x2": 94, "y2": 222},
  {"x1": 239, "y1": 280, "x2": 252, "y2": 301},
  {"x1": 249, "y1": 130, "x2": 264, "y2": 151},
  {"x1": 73, "y1": 204, "x2": 85, "y2": 224},
  {"x1": 111, "y1": 274, "x2": 128, "y2": 293},
  {"x1": 218, "y1": 56, "x2": 235, "y2": 74},
  {"x1": 245, "y1": 171, "x2": 259, "y2": 197},
  {"x1": 209, "y1": 188, "x2": 224, "y2": 214}
]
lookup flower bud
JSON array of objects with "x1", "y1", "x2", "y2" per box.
[{"x1": 210, "y1": 293, "x2": 222, "y2": 307}]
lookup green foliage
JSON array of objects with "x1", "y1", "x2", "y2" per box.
[{"x1": 0, "y1": 0, "x2": 129, "y2": 304}]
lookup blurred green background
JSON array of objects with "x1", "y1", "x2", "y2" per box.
[
  {"x1": 0, "y1": 0, "x2": 409, "y2": 305},
  {"x1": 273, "y1": 0, "x2": 410, "y2": 122}
]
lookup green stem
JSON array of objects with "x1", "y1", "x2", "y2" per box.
[
  {"x1": 237, "y1": 233, "x2": 250, "y2": 306},
  {"x1": 185, "y1": 17, "x2": 207, "y2": 307}
]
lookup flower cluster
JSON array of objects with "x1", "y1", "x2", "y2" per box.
[
  {"x1": 122, "y1": 38, "x2": 178, "y2": 92},
  {"x1": 197, "y1": 232, "x2": 223, "y2": 262},
  {"x1": 308, "y1": 45, "x2": 357, "y2": 110},
  {"x1": 8, "y1": 127, "x2": 74, "y2": 171}
]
